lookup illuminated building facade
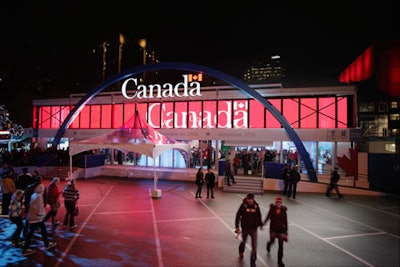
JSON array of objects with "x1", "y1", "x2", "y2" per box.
[{"x1": 31, "y1": 79, "x2": 357, "y2": 180}]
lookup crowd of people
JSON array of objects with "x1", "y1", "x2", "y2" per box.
[{"x1": 1, "y1": 163, "x2": 80, "y2": 257}]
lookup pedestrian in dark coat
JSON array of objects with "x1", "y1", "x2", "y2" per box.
[
  {"x1": 287, "y1": 165, "x2": 300, "y2": 199},
  {"x1": 235, "y1": 193, "x2": 263, "y2": 267},
  {"x1": 205, "y1": 167, "x2": 216, "y2": 198},
  {"x1": 281, "y1": 164, "x2": 290, "y2": 195},
  {"x1": 326, "y1": 167, "x2": 343, "y2": 198},
  {"x1": 264, "y1": 196, "x2": 288, "y2": 267},
  {"x1": 195, "y1": 168, "x2": 204, "y2": 198}
]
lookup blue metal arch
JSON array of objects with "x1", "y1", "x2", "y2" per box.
[{"x1": 52, "y1": 62, "x2": 317, "y2": 182}]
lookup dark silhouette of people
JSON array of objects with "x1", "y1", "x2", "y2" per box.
[
  {"x1": 205, "y1": 167, "x2": 216, "y2": 198},
  {"x1": 195, "y1": 168, "x2": 204, "y2": 198},
  {"x1": 287, "y1": 165, "x2": 300, "y2": 199},
  {"x1": 281, "y1": 164, "x2": 290, "y2": 195},
  {"x1": 326, "y1": 167, "x2": 343, "y2": 198}
]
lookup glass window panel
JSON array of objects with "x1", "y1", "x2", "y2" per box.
[
  {"x1": 249, "y1": 100, "x2": 264, "y2": 128},
  {"x1": 136, "y1": 103, "x2": 148, "y2": 123},
  {"x1": 161, "y1": 102, "x2": 174, "y2": 129},
  {"x1": 300, "y1": 98, "x2": 317, "y2": 128},
  {"x1": 80, "y1": 105, "x2": 90, "y2": 128},
  {"x1": 203, "y1": 100, "x2": 217, "y2": 128},
  {"x1": 148, "y1": 102, "x2": 161, "y2": 128},
  {"x1": 232, "y1": 100, "x2": 248, "y2": 128},
  {"x1": 337, "y1": 97, "x2": 348, "y2": 128},
  {"x1": 40, "y1": 106, "x2": 51, "y2": 128},
  {"x1": 187, "y1": 101, "x2": 202, "y2": 128},
  {"x1": 70, "y1": 105, "x2": 79, "y2": 129},
  {"x1": 60, "y1": 106, "x2": 71, "y2": 125},
  {"x1": 112, "y1": 104, "x2": 123, "y2": 128},
  {"x1": 217, "y1": 100, "x2": 232, "y2": 128},
  {"x1": 283, "y1": 98, "x2": 299, "y2": 128},
  {"x1": 124, "y1": 103, "x2": 136, "y2": 125},
  {"x1": 101, "y1": 105, "x2": 112, "y2": 128},
  {"x1": 174, "y1": 102, "x2": 188, "y2": 128},
  {"x1": 90, "y1": 105, "x2": 101, "y2": 128},
  {"x1": 318, "y1": 97, "x2": 336, "y2": 128},
  {"x1": 51, "y1": 106, "x2": 61, "y2": 128},
  {"x1": 266, "y1": 99, "x2": 281, "y2": 128}
]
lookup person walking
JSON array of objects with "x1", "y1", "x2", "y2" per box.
[
  {"x1": 8, "y1": 189, "x2": 25, "y2": 247},
  {"x1": 205, "y1": 167, "x2": 216, "y2": 198},
  {"x1": 1, "y1": 169, "x2": 16, "y2": 215},
  {"x1": 287, "y1": 165, "x2": 300, "y2": 199},
  {"x1": 15, "y1": 167, "x2": 34, "y2": 192},
  {"x1": 326, "y1": 167, "x2": 343, "y2": 198},
  {"x1": 281, "y1": 164, "x2": 290, "y2": 195},
  {"x1": 233, "y1": 154, "x2": 240, "y2": 175},
  {"x1": 62, "y1": 178, "x2": 80, "y2": 229},
  {"x1": 235, "y1": 193, "x2": 263, "y2": 267},
  {"x1": 22, "y1": 183, "x2": 57, "y2": 256},
  {"x1": 225, "y1": 160, "x2": 236, "y2": 186},
  {"x1": 43, "y1": 177, "x2": 61, "y2": 225},
  {"x1": 22, "y1": 173, "x2": 46, "y2": 236},
  {"x1": 195, "y1": 168, "x2": 204, "y2": 198},
  {"x1": 264, "y1": 196, "x2": 288, "y2": 267}
]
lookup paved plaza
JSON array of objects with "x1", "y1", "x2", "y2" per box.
[{"x1": 0, "y1": 176, "x2": 399, "y2": 267}]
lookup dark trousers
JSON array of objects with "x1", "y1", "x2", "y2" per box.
[
  {"x1": 10, "y1": 216, "x2": 24, "y2": 241},
  {"x1": 283, "y1": 180, "x2": 289, "y2": 195},
  {"x1": 1, "y1": 193, "x2": 12, "y2": 215},
  {"x1": 63, "y1": 200, "x2": 76, "y2": 227},
  {"x1": 267, "y1": 230, "x2": 285, "y2": 264},
  {"x1": 43, "y1": 209, "x2": 58, "y2": 224},
  {"x1": 195, "y1": 185, "x2": 203, "y2": 197},
  {"x1": 206, "y1": 186, "x2": 214, "y2": 198},
  {"x1": 287, "y1": 182, "x2": 297, "y2": 199},
  {"x1": 326, "y1": 183, "x2": 342, "y2": 196},
  {"x1": 23, "y1": 221, "x2": 50, "y2": 250},
  {"x1": 225, "y1": 174, "x2": 236, "y2": 185},
  {"x1": 239, "y1": 228, "x2": 258, "y2": 267}
]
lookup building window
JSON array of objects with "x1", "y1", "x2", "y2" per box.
[{"x1": 390, "y1": 114, "x2": 400, "y2": 121}]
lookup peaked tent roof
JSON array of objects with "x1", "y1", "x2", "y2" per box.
[{"x1": 69, "y1": 111, "x2": 190, "y2": 158}]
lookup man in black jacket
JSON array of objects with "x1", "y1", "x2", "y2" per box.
[{"x1": 235, "y1": 193, "x2": 263, "y2": 267}]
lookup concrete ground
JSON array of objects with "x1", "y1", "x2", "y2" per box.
[{"x1": 0, "y1": 176, "x2": 399, "y2": 267}]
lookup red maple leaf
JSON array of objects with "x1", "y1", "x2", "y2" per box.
[{"x1": 336, "y1": 144, "x2": 358, "y2": 179}]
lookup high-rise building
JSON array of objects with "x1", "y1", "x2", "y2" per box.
[{"x1": 242, "y1": 55, "x2": 285, "y2": 82}]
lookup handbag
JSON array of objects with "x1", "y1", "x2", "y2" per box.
[{"x1": 74, "y1": 204, "x2": 79, "y2": 216}]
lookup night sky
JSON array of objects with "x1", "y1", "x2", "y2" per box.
[{"x1": 0, "y1": 1, "x2": 397, "y2": 125}]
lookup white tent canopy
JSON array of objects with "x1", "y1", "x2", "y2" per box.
[{"x1": 68, "y1": 111, "x2": 190, "y2": 190}]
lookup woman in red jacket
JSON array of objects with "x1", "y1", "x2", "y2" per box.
[
  {"x1": 43, "y1": 177, "x2": 61, "y2": 225},
  {"x1": 264, "y1": 196, "x2": 288, "y2": 267}
]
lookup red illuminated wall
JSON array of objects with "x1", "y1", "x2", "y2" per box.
[
  {"x1": 35, "y1": 96, "x2": 350, "y2": 130},
  {"x1": 339, "y1": 40, "x2": 400, "y2": 97}
]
